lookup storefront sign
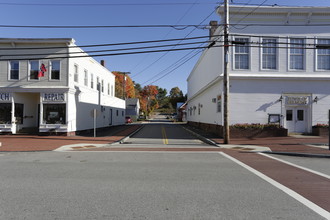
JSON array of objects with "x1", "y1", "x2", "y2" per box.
[
  {"x1": 0, "y1": 93, "x2": 11, "y2": 101},
  {"x1": 285, "y1": 96, "x2": 309, "y2": 105},
  {"x1": 43, "y1": 93, "x2": 65, "y2": 102}
]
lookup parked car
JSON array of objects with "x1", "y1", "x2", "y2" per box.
[{"x1": 125, "y1": 116, "x2": 132, "y2": 123}]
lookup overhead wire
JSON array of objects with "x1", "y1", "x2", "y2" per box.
[
  {"x1": 130, "y1": 0, "x2": 200, "y2": 76},
  {"x1": 138, "y1": 5, "x2": 218, "y2": 85},
  {"x1": 0, "y1": 35, "x2": 217, "y2": 51}
]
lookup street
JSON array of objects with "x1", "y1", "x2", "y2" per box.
[{"x1": 0, "y1": 119, "x2": 329, "y2": 219}]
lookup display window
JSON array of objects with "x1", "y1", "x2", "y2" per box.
[{"x1": 43, "y1": 104, "x2": 66, "y2": 124}]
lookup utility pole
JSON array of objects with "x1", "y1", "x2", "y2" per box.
[{"x1": 223, "y1": 0, "x2": 230, "y2": 144}]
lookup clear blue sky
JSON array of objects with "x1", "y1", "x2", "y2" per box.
[{"x1": 0, "y1": 0, "x2": 329, "y2": 95}]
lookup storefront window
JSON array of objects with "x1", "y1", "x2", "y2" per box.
[
  {"x1": 0, "y1": 103, "x2": 11, "y2": 124},
  {"x1": 43, "y1": 104, "x2": 66, "y2": 124}
]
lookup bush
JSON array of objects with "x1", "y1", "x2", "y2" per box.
[
  {"x1": 230, "y1": 123, "x2": 280, "y2": 129},
  {"x1": 312, "y1": 123, "x2": 329, "y2": 128}
]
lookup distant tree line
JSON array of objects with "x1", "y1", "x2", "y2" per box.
[{"x1": 113, "y1": 71, "x2": 186, "y2": 116}]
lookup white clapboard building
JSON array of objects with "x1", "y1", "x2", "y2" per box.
[
  {"x1": 187, "y1": 5, "x2": 330, "y2": 134},
  {"x1": 0, "y1": 38, "x2": 125, "y2": 135}
]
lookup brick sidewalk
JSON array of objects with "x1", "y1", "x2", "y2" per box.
[
  {"x1": 215, "y1": 136, "x2": 330, "y2": 156},
  {"x1": 0, "y1": 125, "x2": 142, "y2": 152}
]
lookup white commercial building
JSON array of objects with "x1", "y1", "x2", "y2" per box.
[
  {"x1": 0, "y1": 38, "x2": 125, "y2": 135},
  {"x1": 187, "y1": 5, "x2": 330, "y2": 134}
]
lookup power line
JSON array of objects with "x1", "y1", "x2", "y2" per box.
[
  {"x1": 0, "y1": 24, "x2": 209, "y2": 30},
  {"x1": 130, "y1": 0, "x2": 200, "y2": 76},
  {"x1": 0, "y1": 2, "x2": 218, "y2": 7},
  {"x1": 0, "y1": 45, "x2": 223, "y2": 61},
  {"x1": 136, "y1": 6, "x2": 217, "y2": 82},
  {"x1": 0, "y1": 40, "x2": 214, "y2": 58},
  {"x1": 143, "y1": 50, "x2": 203, "y2": 85},
  {"x1": 0, "y1": 35, "x2": 218, "y2": 51}
]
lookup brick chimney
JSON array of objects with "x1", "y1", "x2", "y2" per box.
[
  {"x1": 100, "y1": 60, "x2": 106, "y2": 67},
  {"x1": 209, "y1": 21, "x2": 218, "y2": 39}
]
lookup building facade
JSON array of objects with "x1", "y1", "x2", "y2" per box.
[
  {"x1": 187, "y1": 6, "x2": 330, "y2": 134},
  {"x1": 0, "y1": 38, "x2": 125, "y2": 135}
]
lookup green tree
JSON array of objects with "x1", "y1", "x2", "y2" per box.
[{"x1": 169, "y1": 86, "x2": 185, "y2": 107}]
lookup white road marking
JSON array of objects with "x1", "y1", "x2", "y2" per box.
[
  {"x1": 219, "y1": 152, "x2": 330, "y2": 220},
  {"x1": 259, "y1": 153, "x2": 330, "y2": 180}
]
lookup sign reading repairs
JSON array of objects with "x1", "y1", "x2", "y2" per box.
[
  {"x1": 43, "y1": 93, "x2": 65, "y2": 102},
  {"x1": 286, "y1": 96, "x2": 308, "y2": 105},
  {"x1": 0, "y1": 93, "x2": 10, "y2": 101}
]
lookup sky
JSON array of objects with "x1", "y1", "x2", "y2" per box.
[{"x1": 0, "y1": 0, "x2": 329, "y2": 95}]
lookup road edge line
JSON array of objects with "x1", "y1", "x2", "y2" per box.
[{"x1": 219, "y1": 152, "x2": 330, "y2": 219}]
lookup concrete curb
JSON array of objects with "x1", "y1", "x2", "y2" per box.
[
  {"x1": 181, "y1": 125, "x2": 219, "y2": 146},
  {"x1": 113, "y1": 125, "x2": 145, "y2": 145},
  {"x1": 264, "y1": 151, "x2": 330, "y2": 158}
]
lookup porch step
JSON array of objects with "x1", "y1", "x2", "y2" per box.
[{"x1": 17, "y1": 127, "x2": 39, "y2": 135}]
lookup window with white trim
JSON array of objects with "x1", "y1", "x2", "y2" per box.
[
  {"x1": 234, "y1": 38, "x2": 249, "y2": 70},
  {"x1": 9, "y1": 61, "x2": 19, "y2": 80},
  {"x1": 107, "y1": 83, "x2": 110, "y2": 95},
  {"x1": 84, "y1": 69, "x2": 88, "y2": 86},
  {"x1": 50, "y1": 60, "x2": 60, "y2": 80},
  {"x1": 262, "y1": 38, "x2": 277, "y2": 70},
  {"x1": 74, "y1": 64, "x2": 79, "y2": 82},
  {"x1": 90, "y1": 73, "x2": 94, "y2": 89},
  {"x1": 317, "y1": 39, "x2": 330, "y2": 70},
  {"x1": 101, "y1": 79, "x2": 104, "y2": 93},
  {"x1": 289, "y1": 38, "x2": 304, "y2": 70},
  {"x1": 29, "y1": 60, "x2": 39, "y2": 80}
]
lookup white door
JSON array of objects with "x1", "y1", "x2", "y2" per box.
[{"x1": 285, "y1": 107, "x2": 308, "y2": 133}]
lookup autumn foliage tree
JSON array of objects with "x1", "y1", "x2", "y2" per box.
[
  {"x1": 139, "y1": 85, "x2": 159, "y2": 116},
  {"x1": 112, "y1": 71, "x2": 136, "y2": 99}
]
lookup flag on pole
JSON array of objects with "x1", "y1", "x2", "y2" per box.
[{"x1": 38, "y1": 63, "x2": 47, "y2": 78}]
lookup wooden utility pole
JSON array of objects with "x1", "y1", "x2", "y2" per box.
[{"x1": 223, "y1": 0, "x2": 230, "y2": 144}]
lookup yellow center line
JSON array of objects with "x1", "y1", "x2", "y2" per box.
[{"x1": 161, "y1": 126, "x2": 169, "y2": 145}]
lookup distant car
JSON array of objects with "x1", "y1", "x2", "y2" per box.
[{"x1": 125, "y1": 116, "x2": 132, "y2": 123}]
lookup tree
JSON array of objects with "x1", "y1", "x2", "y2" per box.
[
  {"x1": 156, "y1": 87, "x2": 168, "y2": 108},
  {"x1": 139, "y1": 85, "x2": 159, "y2": 116},
  {"x1": 169, "y1": 86, "x2": 185, "y2": 108},
  {"x1": 112, "y1": 71, "x2": 135, "y2": 99}
]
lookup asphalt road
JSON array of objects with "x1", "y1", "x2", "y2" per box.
[
  {"x1": 0, "y1": 151, "x2": 325, "y2": 220},
  {"x1": 0, "y1": 119, "x2": 329, "y2": 219}
]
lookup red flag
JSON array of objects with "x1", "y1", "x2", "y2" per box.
[{"x1": 38, "y1": 63, "x2": 47, "y2": 77}]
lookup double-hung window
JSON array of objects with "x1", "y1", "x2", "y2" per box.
[
  {"x1": 50, "y1": 60, "x2": 60, "y2": 80},
  {"x1": 84, "y1": 69, "x2": 88, "y2": 86},
  {"x1": 9, "y1": 61, "x2": 19, "y2": 80},
  {"x1": 90, "y1": 73, "x2": 94, "y2": 89},
  {"x1": 101, "y1": 80, "x2": 104, "y2": 93},
  {"x1": 74, "y1": 64, "x2": 79, "y2": 82},
  {"x1": 317, "y1": 39, "x2": 330, "y2": 70},
  {"x1": 29, "y1": 61, "x2": 39, "y2": 80},
  {"x1": 289, "y1": 38, "x2": 305, "y2": 70},
  {"x1": 234, "y1": 38, "x2": 249, "y2": 70},
  {"x1": 262, "y1": 38, "x2": 277, "y2": 70}
]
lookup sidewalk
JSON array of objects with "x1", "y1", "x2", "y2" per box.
[
  {"x1": 0, "y1": 123, "x2": 330, "y2": 157},
  {"x1": 0, "y1": 124, "x2": 142, "y2": 152},
  {"x1": 184, "y1": 125, "x2": 330, "y2": 157}
]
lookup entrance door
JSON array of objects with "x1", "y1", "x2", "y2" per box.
[{"x1": 286, "y1": 107, "x2": 308, "y2": 133}]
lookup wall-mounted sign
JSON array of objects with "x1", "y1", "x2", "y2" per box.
[
  {"x1": 0, "y1": 93, "x2": 11, "y2": 101},
  {"x1": 43, "y1": 93, "x2": 65, "y2": 102},
  {"x1": 285, "y1": 96, "x2": 309, "y2": 105}
]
